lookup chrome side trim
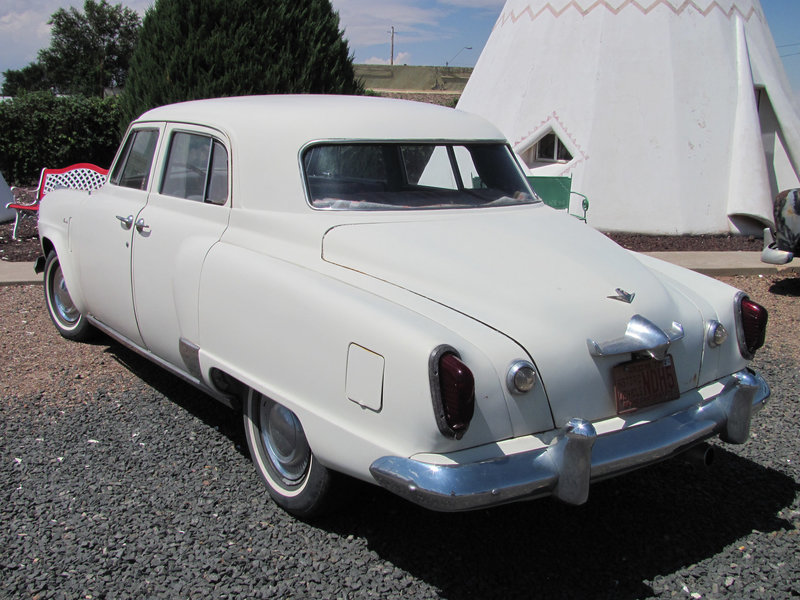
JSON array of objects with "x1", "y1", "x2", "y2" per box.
[
  {"x1": 587, "y1": 314, "x2": 684, "y2": 359},
  {"x1": 369, "y1": 369, "x2": 769, "y2": 512},
  {"x1": 179, "y1": 337, "x2": 202, "y2": 379},
  {"x1": 86, "y1": 316, "x2": 239, "y2": 410}
]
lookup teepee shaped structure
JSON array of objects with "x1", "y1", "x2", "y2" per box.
[{"x1": 458, "y1": 0, "x2": 800, "y2": 234}]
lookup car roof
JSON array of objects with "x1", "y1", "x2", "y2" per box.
[
  {"x1": 135, "y1": 94, "x2": 506, "y2": 145},
  {"x1": 133, "y1": 95, "x2": 510, "y2": 212}
]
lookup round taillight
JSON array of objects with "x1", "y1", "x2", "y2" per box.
[
  {"x1": 430, "y1": 347, "x2": 475, "y2": 440},
  {"x1": 737, "y1": 296, "x2": 768, "y2": 358}
]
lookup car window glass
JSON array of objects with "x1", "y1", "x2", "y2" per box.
[
  {"x1": 304, "y1": 143, "x2": 535, "y2": 210},
  {"x1": 110, "y1": 129, "x2": 159, "y2": 190},
  {"x1": 206, "y1": 141, "x2": 228, "y2": 205},
  {"x1": 408, "y1": 146, "x2": 457, "y2": 190},
  {"x1": 161, "y1": 132, "x2": 228, "y2": 205},
  {"x1": 453, "y1": 145, "x2": 481, "y2": 190}
]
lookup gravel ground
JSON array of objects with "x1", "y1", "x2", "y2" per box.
[{"x1": 1, "y1": 274, "x2": 799, "y2": 600}]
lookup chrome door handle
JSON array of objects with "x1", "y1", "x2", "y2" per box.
[
  {"x1": 116, "y1": 215, "x2": 134, "y2": 229},
  {"x1": 135, "y1": 218, "x2": 150, "y2": 233}
]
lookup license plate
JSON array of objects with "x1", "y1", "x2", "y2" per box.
[{"x1": 613, "y1": 355, "x2": 679, "y2": 414}]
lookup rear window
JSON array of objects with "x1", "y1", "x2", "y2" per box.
[{"x1": 303, "y1": 143, "x2": 536, "y2": 210}]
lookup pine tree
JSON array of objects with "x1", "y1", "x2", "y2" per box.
[{"x1": 120, "y1": 0, "x2": 362, "y2": 124}]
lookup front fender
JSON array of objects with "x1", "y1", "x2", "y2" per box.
[{"x1": 37, "y1": 190, "x2": 90, "y2": 313}]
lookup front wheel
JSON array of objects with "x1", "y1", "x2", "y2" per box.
[
  {"x1": 43, "y1": 251, "x2": 93, "y2": 341},
  {"x1": 243, "y1": 390, "x2": 335, "y2": 518}
]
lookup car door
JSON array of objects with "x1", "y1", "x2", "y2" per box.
[
  {"x1": 72, "y1": 126, "x2": 164, "y2": 346},
  {"x1": 130, "y1": 125, "x2": 232, "y2": 370}
]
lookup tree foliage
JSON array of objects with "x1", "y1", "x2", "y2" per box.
[
  {"x1": 1, "y1": 1, "x2": 140, "y2": 97},
  {"x1": 120, "y1": 0, "x2": 363, "y2": 124},
  {"x1": 2, "y1": 64, "x2": 50, "y2": 97},
  {"x1": 0, "y1": 92, "x2": 123, "y2": 185}
]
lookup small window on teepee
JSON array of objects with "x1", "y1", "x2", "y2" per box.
[{"x1": 535, "y1": 133, "x2": 572, "y2": 162}]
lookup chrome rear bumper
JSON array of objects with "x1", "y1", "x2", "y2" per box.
[{"x1": 369, "y1": 369, "x2": 769, "y2": 512}]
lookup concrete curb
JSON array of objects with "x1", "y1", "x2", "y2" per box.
[
  {"x1": 0, "y1": 260, "x2": 41, "y2": 286},
  {"x1": 642, "y1": 251, "x2": 800, "y2": 276}
]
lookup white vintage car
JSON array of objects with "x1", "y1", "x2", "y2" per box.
[{"x1": 37, "y1": 95, "x2": 770, "y2": 517}]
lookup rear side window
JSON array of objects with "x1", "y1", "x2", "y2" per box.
[
  {"x1": 160, "y1": 132, "x2": 229, "y2": 205},
  {"x1": 110, "y1": 129, "x2": 159, "y2": 190}
]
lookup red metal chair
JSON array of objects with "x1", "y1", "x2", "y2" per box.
[{"x1": 6, "y1": 163, "x2": 109, "y2": 240}]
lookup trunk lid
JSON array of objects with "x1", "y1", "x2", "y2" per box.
[{"x1": 322, "y1": 206, "x2": 705, "y2": 428}]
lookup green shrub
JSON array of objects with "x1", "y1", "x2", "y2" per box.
[{"x1": 0, "y1": 92, "x2": 123, "y2": 186}]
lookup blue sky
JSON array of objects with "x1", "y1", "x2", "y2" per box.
[{"x1": 1, "y1": 0, "x2": 799, "y2": 93}]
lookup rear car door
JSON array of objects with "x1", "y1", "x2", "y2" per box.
[{"x1": 130, "y1": 125, "x2": 231, "y2": 370}]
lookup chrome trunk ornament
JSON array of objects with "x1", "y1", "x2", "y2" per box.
[
  {"x1": 607, "y1": 288, "x2": 635, "y2": 303},
  {"x1": 587, "y1": 314, "x2": 684, "y2": 359}
]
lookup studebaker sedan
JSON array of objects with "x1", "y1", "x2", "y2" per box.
[{"x1": 37, "y1": 95, "x2": 769, "y2": 518}]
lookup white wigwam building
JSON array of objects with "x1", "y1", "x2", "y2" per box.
[{"x1": 457, "y1": 0, "x2": 800, "y2": 234}]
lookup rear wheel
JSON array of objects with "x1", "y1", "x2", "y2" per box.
[
  {"x1": 43, "y1": 251, "x2": 93, "y2": 341},
  {"x1": 243, "y1": 389, "x2": 335, "y2": 518}
]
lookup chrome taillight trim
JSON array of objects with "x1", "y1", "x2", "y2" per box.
[
  {"x1": 734, "y1": 292, "x2": 767, "y2": 359},
  {"x1": 734, "y1": 292, "x2": 750, "y2": 359},
  {"x1": 428, "y1": 345, "x2": 474, "y2": 440}
]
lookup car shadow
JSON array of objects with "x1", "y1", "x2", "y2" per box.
[
  {"x1": 97, "y1": 335, "x2": 796, "y2": 600},
  {"x1": 316, "y1": 451, "x2": 797, "y2": 600},
  {"x1": 769, "y1": 275, "x2": 800, "y2": 297},
  {"x1": 100, "y1": 337, "x2": 248, "y2": 456}
]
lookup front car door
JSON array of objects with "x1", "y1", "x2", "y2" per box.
[
  {"x1": 72, "y1": 125, "x2": 164, "y2": 346},
  {"x1": 130, "y1": 124, "x2": 232, "y2": 370}
]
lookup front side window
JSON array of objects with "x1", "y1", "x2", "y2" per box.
[
  {"x1": 110, "y1": 129, "x2": 160, "y2": 190},
  {"x1": 303, "y1": 143, "x2": 535, "y2": 210},
  {"x1": 160, "y1": 132, "x2": 229, "y2": 205}
]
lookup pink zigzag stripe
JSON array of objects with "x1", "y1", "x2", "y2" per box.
[
  {"x1": 513, "y1": 111, "x2": 588, "y2": 175},
  {"x1": 495, "y1": 0, "x2": 761, "y2": 28}
]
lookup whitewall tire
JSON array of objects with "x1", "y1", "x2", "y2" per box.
[
  {"x1": 243, "y1": 389, "x2": 335, "y2": 518},
  {"x1": 43, "y1": 251, "x2": 93, "y2": 341}
]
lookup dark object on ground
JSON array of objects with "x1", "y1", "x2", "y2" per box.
[{"x1": 773, "y1": 189, "x2": 800, "y2": 253}]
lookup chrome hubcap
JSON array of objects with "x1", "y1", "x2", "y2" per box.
[
  {"x1": 52, "y1": 265, "x2": 79, "y2": 325},
  {"x1": 259, "y1": 397, "x2": 310, "y2": 484}
]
